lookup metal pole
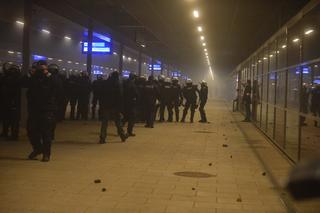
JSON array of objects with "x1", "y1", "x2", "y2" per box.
[
  {"x1": 22, "y1": 0, "x2": 32, "y2": 74},
  {"x1": 151, "y1": 57, "x2": 154, "y2": 76},
  {"x1": 119, "y1": 43, "x2": 124, "y2": 74},
  {"x1": 86, "y1": 19, "x2": 93, "y2": 75},
  {"x1": 138, "y1": 49, "x2": 142, "y2": 76}
]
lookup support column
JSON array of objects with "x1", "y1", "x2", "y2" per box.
[
  {"x1": 138, "y1": 49, "x2": 142, "y2": 76},
  {"x1": 86, "y1": 20, "x2": 93, "y2": 75},
  {"x1": 160, "y1": 62, "x2": 164, "y2": 75},
  {"x1": 119, "y1": 43, "x2": 124, "y2": 74}
]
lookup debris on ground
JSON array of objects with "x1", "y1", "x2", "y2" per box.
[
  {"x1": 192, "y1": 188, "x2": 196, "y2": 190},
  {"x1": 102, "y1": 188, "x2": 106, "y2": 192},
  {"x1": 236, "y1": 197, "x2": 242, "y2": 202},
  {"x1": 222, "y1": 144, "x2": 228, "y2": 147},
  {"x1": 230, "y1": 155, "x2": 233, "y2": 158},
  {"x1": 94, "y1": 179, "x2": 101, "y2": 184},
  {"x1": 262, "y1": 172, "x2": 266, "y2": 176},
  {"x1": 209, "y1": 163, "x2": 212, "y2": 166}
]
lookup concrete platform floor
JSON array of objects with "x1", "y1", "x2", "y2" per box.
[{"x1": 0, "y1": 100, "x2": 319, "y2": 213}]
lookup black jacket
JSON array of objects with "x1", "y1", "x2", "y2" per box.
[
  {"x1": 100, "y1": 76, "x2": 123, "y2": 111},
  {"x1": 25, "y1": 73, "x2": 62, "y2": 115},
  {"x1": 199, "y1": 85, "x2": 208, "y2": 102}
]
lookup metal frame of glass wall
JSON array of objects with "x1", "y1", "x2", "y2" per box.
[{"x1": 231, "y1": 0, "x2": 320, "y2": 163}]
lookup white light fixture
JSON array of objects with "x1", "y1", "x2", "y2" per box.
[
  {"x1": 75, "y1": 62, "x2": 79, "y2": 65},
  {"x1": 204, "y1": 48, "x2": 207, "y2": 52},
  {"x1": 263, "y1": 57, "x2": 267, "y2": 60},
  {"x1": 64, "y1": 36, "x2": 71, "y2": 40},
  {"x1": 293, "y1": 38, "x2": 300, "y2": 43},
  {"x1": 269, "y1": 55, "x2": 273, "y2": 58},
  {"x1": 83, "y1": 64, "x2": 87, "y2": 66},
  {"x1": 202, "y1": 43, "x2": 206, "y2": 46},
  {"x1": 113, "y1": 52, "x2": 117, "y2": 55},
  {"x1": 16, "y1": 20, "x2": 24, "y2": 25},
  {"x1": 48, "y1": 58, "x2": 53, "y2": 60},
  {"x1": 282, "y1": 45, "x2": 287, "y2": 49},
  {"x1": 197, "y1": 26, "x2": 203, "y2": 32},
  {"x1": 41, "y1": 29, "x2": 50, "y2": 34},
  {"x1": 67, "y1": 61, "x2": 72, "y2": 64},
  {"x1": 141, "y1": 44, "x2": 146, "y2": 48},
  {"x1": 277, "y1": 51, "x2": 280, "y2": 54},
  {"x1": 58, "y1": 59, "x2": 62, "y2": 62},
  {"x1": 8, "y1": 50, "x2": 14, "y2": 54},
  {"x1": 128, "y1": 57, "x2": 132, "y2": 61},
  {"x1": 305, "y1": 29, "x2": 314, "y2": 35},
  {"x1": 193, "y1": 10, "x2": 199, "y2": 18},
  {"x1": 200, "y1": 36, "x2": 204, "y2": 41}
]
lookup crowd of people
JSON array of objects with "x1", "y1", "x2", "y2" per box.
[{"x1": 0, "y1": 60, "x2": 209, "y2": 162}]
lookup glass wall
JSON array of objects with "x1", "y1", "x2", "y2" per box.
[{"x1": 231, "y1": 2, "x2": 320, "y2": 163}]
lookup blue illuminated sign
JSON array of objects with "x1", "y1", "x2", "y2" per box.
[
  {"x1": 82, "y1": 42, "x2": 111, "y2": 54},
  {"x1": 149, "y1": 63, "x2": 162, "y2": 71},
  {"x1": 33, "y1": 55, "x2": 47, "y2": 61},
  {"x1": 171, "y1": 71, "x2": 181, "y2": 77},
  {"x1": 122, "y1": 70, "x2": 130, "y2": 78}
]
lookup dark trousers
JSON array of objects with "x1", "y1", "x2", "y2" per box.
[
  {"x1": 69, "y1": 96, "x2": 78, "y2": 120},
  {"x1": 91, "y1": 95, "x2": 100, "y2": 119},
  {"x1": 160, "y1": 101, "x2": 173, "y2": 122},
  {"x1": 145, "y1": 104, "x2": 156, "y2": 127},
  {"x1": 27, "y1": 113, "x2": 56, "y2": 156},
  {"x1": 181, "y1": 101, "x2": 196, "y2": 122},
  {"x1": 123, "y1": 106, "x2": 136, "y2": 134},
  {"x1": 77, "y1": 96, "x2": 89, "y2": 120},
  {"x1": 199, "y1": 100, "x2": 207, "y2": 122},
  {"x1": 244, "y1": 102, "x2": 251, "y2": 121},
  {"x1": 174, "y1": 102, "x2": 180, "y2": 122},
  {"x1": 100, "y1": 109, "x2": 125, "y2": 142},
  {"x1": 2, "y1": 110, "x2": 20, "y2": 138}
]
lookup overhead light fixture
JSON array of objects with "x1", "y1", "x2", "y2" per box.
[
  {"x1": 83, "y1": 64, "x2": 87, "y2": 66},
  {"x1": 16, "y1": 20, "x2": 24, "y2": 25},
  {"x1": 75, "y1": 62, "x2": 79, "y2": 65},
  {"x1": 113, "y1": 52, "x2": 117, "y2": 55},
  {"x1": 293, "y1": 38, "x2": 300, "y2": 43},
  {"x1": 67, "y1": 61, "x2": 72, "y2": 64},
  {"x1": 193, "y1": 10, "x2": 199, "y2": 18},
  {"x1": 8, "y1": 50, "x2": 14, "y2": 54},
  {"x1": 58, "y1": 59, "x2": 62, "y2": 62},
  {"x1": 48, "y1": 58, "x2": 53, "y2": 60},
  {"x1": 64, "y1": 36, "x2": 71, "y2": 40},
  {"x1": 41, "y1": 29, "x2": 50, "y2": 34},
  {"x1": 200, "y1": 36, "x2": 204, "y2": 40},
  {"x1": 197, "y1": 26, "x2": 203, "y2": 32},
  {"x1": 202, "y1": 43, "x2": 206, "y2": 46},
  {"x1": 282, "y1": 45, "x2": 287, "y2": 49},
  {"x1": 263, "y1": 57, "x2": 267, "y2": 60},
  {"x1": 204, "y1": 48, "x2": 207, "y2": 52},
  {"x1": 141, "y1": 44, "x2": 146, "y2": 48},
  {"x1": 269, "y1": 55, "x2": 273, "y2": 58},
  {"x1": 305, "y1": 29, "x2": 314, "y2": 35}
]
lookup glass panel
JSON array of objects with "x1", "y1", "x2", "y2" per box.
[
  {"x1": 287, "y1": 67, "x2": 300, "y2": 110},
  {"x1": 285, "y1": 111, "x2": 300, "y2": 161},
  {"x1": 267, "y1": 105, "x2": 275, "y2": 138},
  {"x1": 276, "y1": 70, "x2": 286, "y2": 107},
  {"x1": 261, "y1": 103, "x2": 267, "y2": 131},
  {"x1": 275, "y1": 109, "x2": 285, "y2": 148},
  {"x1": 277, "y1": 33, "x2": 287, "y2": 69},
  {"x1": 302, "y1": 4, "x2": 320, "y2": 62}
]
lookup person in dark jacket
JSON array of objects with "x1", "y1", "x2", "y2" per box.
[
  {"x1": 76, "y1": 71, "x2": 91, "y2": 120},
  {"x1": 0, "y1": 63, "x2": 21, "y2": 140},
  {"x1": 66, "y1": 72, "x2": 79, "y2": 120},
  {"x1": 181, "y1": 79, "x2": 198, "y2": 123},
  {"x1": 198, "y1": 80, "x2": 208, "y2": 123},
  {"x1": 99, "y1": 71, "x2": 128, "y2": 143},
  {"x1": 123, "y1": 73, "x2": 139, "y2": 136},
  {"x1": 171, "y1": 77, "x2": 183, "y2": 122},
  {"x1": 144, "y1": 76, "x2": 158, "y2": 128},
  {"x1": 159, "y1": 78, "x2": 174, "y2": 122},
  {"x1": 91, "y1": 75, "x2": 104, "y2": 120},
  {"x1": 242, "y1": 80, "x2": 252, "y2": 122},
  {"x1": 310, "y1": 83, "x2": 320, "y2": 127},
  {"x1": 25, "y1": 60, "x2": 62, "y2": 162}
]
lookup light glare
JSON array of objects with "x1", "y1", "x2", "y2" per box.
[{"x1": 193, "y1": 10, "x2": 199, "y2": 18}]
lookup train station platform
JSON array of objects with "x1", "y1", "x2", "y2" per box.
[{"x1": 0, "y1": 100, "x2": 319, "y2": 213}]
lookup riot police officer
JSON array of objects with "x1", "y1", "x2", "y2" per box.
[
  {"x1": 76, "y1": 71, "x2": 91, "y2": 120},
  {"x1": 159, "y1": 78, "x2": 174, "y2": 122},
  {"x1": 181, "y1": 79, "x2": 198, "y2": 123},
  {"x1": 242, "y1": 80, "x2": 252, "y2": 122},
  {"x1": 123, "y1": 73, "x2": 139, "y2": 136},
  {"x1": 26, "y1": 60, "x2": 62, "y2": 162},
  {"x1": 0, "y1": 63, "x2": 21, "y2": 140},
  {"x1": 91, "y1": 75, "x2": 104, "y2": 120},
  {"x1": 199, "y1": 80, "x2": 208, "y2": 123},
  {"x1": 144, "y1": 76, "x2": 158, "y2": 128},
  {"x1": 136, "y1": 76, "x2": 147, "y2": 122},
  {"x1": 48, "y1": 64, "x2": 67, "y2": 122},
  {"x1": 99, "y1": 71, "x2": 128, "y2": 143},
  {"x1": 66, "y1": 72, "x2": 79, "y2": 120},
  {"x1": 156, "y1": 75, "x2": 165, "y2": 122},
  {"x1": 171, "y1": 77, "x2": 183, "y2": 122}
]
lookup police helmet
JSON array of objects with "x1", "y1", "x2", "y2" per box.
[
  {"x1": 186, "y1": 79, "x2": 193, "y2": 85},
  {"x1": 48, "y1": 64, "x2": 60, "y2": 75},
  {"x1": 201, "y1": 80, "x2": 207, "y2": 86},
  {"x1": 158, "y1": 75, "x2": 165, "y2": 82},
  {"x1": 165, "y1": 77, "x2": 171, "y2": 83}
]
